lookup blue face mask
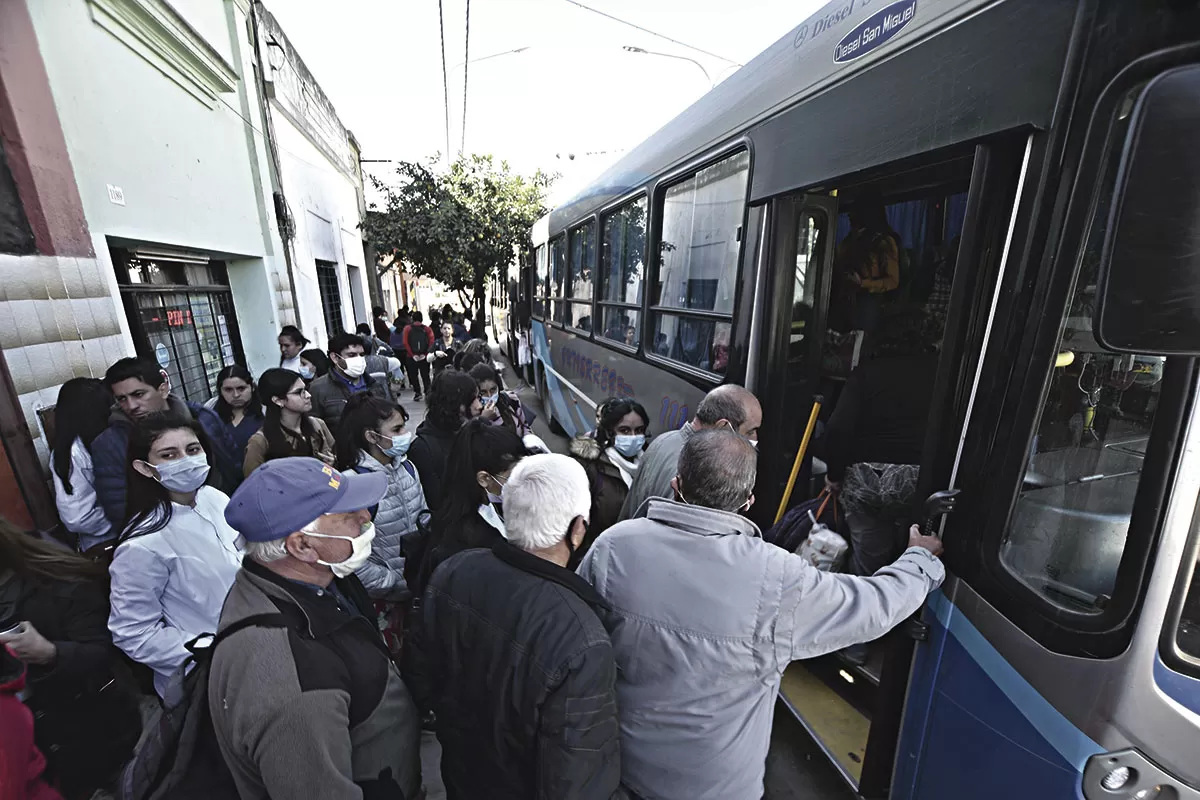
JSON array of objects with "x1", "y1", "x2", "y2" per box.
[
  {"x1": 381, "y1": 431, "x2": 414, "y2": 459},
  {"x1": 483, "y1": 392, "x2": 500, "y2": 407},
  {"x1": 299, "y1": 365, "x2": 315, "y2": 380},
  {"x1": 613, "y1": 434, "x2": 645, "y2": 458}
]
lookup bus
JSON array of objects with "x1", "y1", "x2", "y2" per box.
[{"x1": 515, "y1": 0, "x2": 1200, "y2": 797}]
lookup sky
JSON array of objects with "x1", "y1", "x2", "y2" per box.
[{"x1": 267, "y1": 0, "x2": 826, "y2": 207}]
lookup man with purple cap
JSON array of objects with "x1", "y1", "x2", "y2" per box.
[{"x1": 208, "y1": 457, "x2": 422, "y2": 800}]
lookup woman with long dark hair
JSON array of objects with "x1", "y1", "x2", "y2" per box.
[
  {"x1": 242, "y1": 368, "x2": 334, "y2": 476},
  {"x1": 408, "y1": 370, "x2": 482, "y2": 509},
  {"x1": 212, "y1": 365, "x2": 263, "y2": 470},
  {"x1": 299, "y1": 348, "x2": 330, "y2": 382},
  {"x1": 569, "y1": 396, "x2": 650, "y2": 547},
  {"x1": 415, "y1": 419, "x2": 526, "y2": 593},
  {"x1": 468, "y1": 363, "x2": 530, "y2": 438},
  {"x1": 0, "y1": 519, "x2": 141, "y2": 798},
  {"x1": 277, "y1": 325, "x2": 308, "y2": 372},
  {"x1": 51, "y1": 378, "x2": 115, "y2": 551},
  {"x1": 108, "y1": 418, "x2": 242, "y2": 696}
]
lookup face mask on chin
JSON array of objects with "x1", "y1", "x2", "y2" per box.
[{"x1": 304, "y1": 522, "x2": 376, "y2": 578}]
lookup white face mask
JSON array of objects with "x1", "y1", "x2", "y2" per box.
[
  {"x1": 304, "y1": 522, "x2": 375, "y2": 578},
  {"x1": 340, "y1": 355, "x2": 367, "y2": 378},
  {"x1": 149, "y1": 453, "x2": 210, "y2": 493}
]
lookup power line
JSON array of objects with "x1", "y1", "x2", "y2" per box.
[
  {"x1": 439, "y1": 0, "x2": 451, "y2": 165},
  {"x1": 562, "y1": 0, "x2": 740, "y2": 65},
  {"x1": 461, "y1": 0, "x2": 470, "y2": 156}
]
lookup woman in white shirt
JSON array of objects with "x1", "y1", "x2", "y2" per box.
[
  {"x1": 107, "y1": 418, "x2": 243, "y2": 696},
  {"x1": 278, "y1": 324, "x2": 309, "y2": 373},
  {"x1": 51, "y1": 378, "x2": 116, "y2": 552}
]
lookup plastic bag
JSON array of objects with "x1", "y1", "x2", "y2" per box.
[
  {"x1": 796, "y1": 512, "x2": 849, "y2": 572},
  {"x1": 517, "y1": 332, "x2": 532, "y2": 366}
]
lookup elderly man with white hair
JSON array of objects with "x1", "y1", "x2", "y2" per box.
[
  {"x1": 409, "y1": 452, "x2": 625, "y2": 800},
  {"x1": 208, "y1": 456, "x2": 422, "y2": 800}
]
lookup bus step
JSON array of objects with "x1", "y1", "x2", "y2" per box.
[{"x1": 779, "y1": 662, "x2": 869, "y2": 788}]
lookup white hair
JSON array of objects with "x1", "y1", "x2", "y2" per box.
[
  {"x1": 239, "y1": 535, "x2": 290, "y2": 563},
  {"x1": 502, "y1": 453, "x2": 591, "y2": 551}
]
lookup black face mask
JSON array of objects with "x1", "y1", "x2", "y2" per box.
[{"x1": 564, "y1": 517, "x2": 588, "y2": 571}]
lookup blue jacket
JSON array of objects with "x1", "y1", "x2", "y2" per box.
[{"x1": 92, "y1": 395, "x2": 242, "y2": 529}]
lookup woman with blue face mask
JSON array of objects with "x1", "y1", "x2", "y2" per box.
[
  {"x1": 108, "y1": 419, "x2": 243, "y2": 697},
  {"x1": 569, "y1": 397, "x2": 650, "y2": 551},
  {"x1": 334, "y1": 394, "x2": 424, "y2": 662}
]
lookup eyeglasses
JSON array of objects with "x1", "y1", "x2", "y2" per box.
[{"x1": 287, "y1": 388, "x2": 311, "y2": 397}]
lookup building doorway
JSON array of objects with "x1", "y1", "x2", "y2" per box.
[{"x1": 111, "y1": 244, "x2": 245, "y2": 404}]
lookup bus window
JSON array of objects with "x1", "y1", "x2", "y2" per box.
[
  {"x1": 533, "y1": 244, "x2": 548, "y2": 318},
  {"x1": 999, "y1": 267, "x2": 1166, "y2": 611},
  {"x1": 599, "y1": 196, "x2": 646, "y2": 348},
  {"x1": 567, "y1": 221, "x2": 595, "y2": 333},
  {"x1": 651, "y1": 151, "x2": 750, "y2": 374},
  {"x1": 550, "y1": 235, "x2": 567, "y2": 325}
]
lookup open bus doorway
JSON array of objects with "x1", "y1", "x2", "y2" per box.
[{"x1": 755, "y1": 152, "x2": 977, "y2": 795}]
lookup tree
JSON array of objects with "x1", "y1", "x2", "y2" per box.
[{"x1": 363, "y1": 155, "x2": 552, "y2": 314}]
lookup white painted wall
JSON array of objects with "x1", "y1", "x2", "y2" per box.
[
  {"x1": 271, "y1": 96, "x2": 370, "y2": 350},
  {"x1": 26, "y1": 0, "x2": 290, "y2": 379}
]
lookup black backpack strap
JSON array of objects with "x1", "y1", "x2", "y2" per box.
[{"x1": 211, "y1": 613, "x2": 290, "y2": 649}]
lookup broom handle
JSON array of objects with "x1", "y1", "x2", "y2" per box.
[{"x1": 775, "y1": 396, "x2": 824, "y2": 525}]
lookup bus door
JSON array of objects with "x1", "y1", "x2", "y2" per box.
[
  {"x1": 897, "y1": 63, "x2": 1200, "y2": 800},
  {"x1": 752, "y1": 192, "x2": 837, "y2": 526},
  {"x1": 765, "y1": 147, "x2": 995, "y2": 797}
]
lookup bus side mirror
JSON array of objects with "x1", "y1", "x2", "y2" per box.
[{"x1": 1095, "y1": 65, "x2": 1200, "y2": 355}]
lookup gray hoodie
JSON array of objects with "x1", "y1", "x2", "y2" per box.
[{"x1": 577, "y1": 498, "x2": 944, "y2": 800}]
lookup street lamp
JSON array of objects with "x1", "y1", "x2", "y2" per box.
[{"x1": 623, "y1": 45, "x2": 724, "y2": 87}]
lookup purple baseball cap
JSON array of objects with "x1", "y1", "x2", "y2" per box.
[{"x1": 225, "y1": 457, "x2": 387, "y2": 543}]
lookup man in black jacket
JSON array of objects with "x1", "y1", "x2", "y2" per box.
[{"x1": 409, "y1": 453, "x2": 624, "y2": 800}]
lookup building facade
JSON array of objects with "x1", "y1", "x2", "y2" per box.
[{"x1": 0, "y1": 0, "x2": 374, "y2": 531}]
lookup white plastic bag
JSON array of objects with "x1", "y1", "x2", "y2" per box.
[
  {"x1": 517, "y1": 332, "x2": 532, "y2": 366},
  {"x1": 796, "y1": 511, "x2": 849, "y2": 572}
]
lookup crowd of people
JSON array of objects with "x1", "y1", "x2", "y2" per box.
[{"x1": 0, "y1": 299, "x2": 947, "y2": 800}]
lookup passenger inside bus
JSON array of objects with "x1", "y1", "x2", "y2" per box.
[{"x1": 815, "y1": 309, "x2": 943, "y2": 579}]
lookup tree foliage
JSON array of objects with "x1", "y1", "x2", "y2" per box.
[{"x1": 363, "y1": 155, "x2": 552, "y2": 312}]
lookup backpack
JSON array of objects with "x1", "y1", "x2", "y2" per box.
[
  {"x1": 118, "y1": 613, "x2": 289, "y2": 800},
  {"x1": 407, "y1": 324, "x2": 431, "y2": 356}
]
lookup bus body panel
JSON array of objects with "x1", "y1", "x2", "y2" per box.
[
  {"x1": 521, "y1": 0, "x2": 1200, "y2": 795},
  {"x1": 529, "y1": 320, "x2": 706, "y2": 439},
  {"x1": 550, "y1": 0, "x2": 998, "y2": 233}
]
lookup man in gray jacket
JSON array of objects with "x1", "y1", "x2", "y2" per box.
[
  {"x1": 578, "y1": 429, "x2": 944, "y2": 800},
  {"x1": 617, "y1": 384, "x2": 762, "y2": 520},
  {"x1": 210, "y1": 457, "x2": 422, "y2": 799}
]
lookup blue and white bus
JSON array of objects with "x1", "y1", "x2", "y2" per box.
[{"x1": 513, "y1": 0, "x2": 1200, "y2": 797}]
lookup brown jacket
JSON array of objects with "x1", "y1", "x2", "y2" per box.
[
  {"x1": 569, "y1": 435, "x2": 630, "y2": 550},
  {"x1": 243, "y1": 417, "x2": 335, "y2": 477}
]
